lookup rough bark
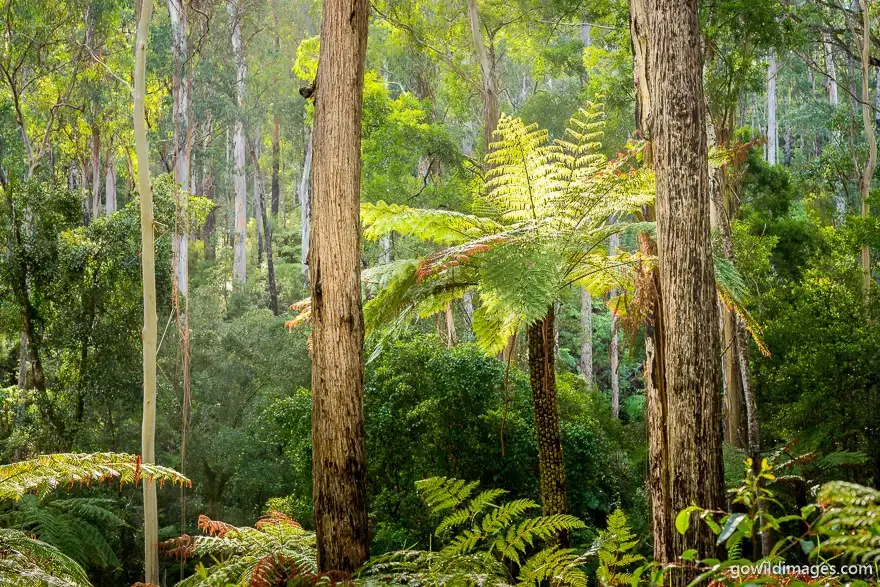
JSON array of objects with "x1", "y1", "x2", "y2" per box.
[
  {"x1": 310, "y1": 0, "x2": 371, "y2": 572},
  {"x1": 639, "y1": 0, "x2": 725, "y2": 576},
  {"x1": 229, "y1": 0, "x2": 247, "y2": 286},
  {"x1": 134, "y1": 0, "x2": 159, "y2": 581},
  {"x1": 579, "y1": 288, "x2": 593, "y2": 384},
  {"x1": 767, "y1": 52, "x2": 778, "y2": 165},
  {"x1": 527, "y1": 305, "x2": 568, "y2": 535}
]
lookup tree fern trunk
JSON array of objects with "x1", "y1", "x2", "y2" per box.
[
  {"x1": 527, "y1": 305, "x2": 568, "y2": 544},
  {"x1": 310, "y1": 0, "x2": 370, "y2": 572}
]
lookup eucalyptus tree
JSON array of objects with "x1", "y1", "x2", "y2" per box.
[
  {"x1": 133, "y1": 0, "x2": 159, "y2": 580},
  {"x1": 308, "y1": 0, "x2": 371, "y2": 571}
]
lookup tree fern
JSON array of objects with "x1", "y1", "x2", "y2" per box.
[
  {"x1": 0, "y1": 452, "x2": 188, "y2": 586},
  {"x1": 161, "y1": 510, "x2": 317, "y2": 586},
  {"x1": 358, "y1": 477, "x2": 587, "y2": 586}
]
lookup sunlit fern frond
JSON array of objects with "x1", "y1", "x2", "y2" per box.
[
  {"x1": 486, "y1": 115, "x2": 561, "y2": 223},
  {"x1": 517, "y1": 546, "x2": 588, "y2": 587},
  {"x1": 714, "y1": 255, "x2": 770, "y2": 357},
  {"x1": 361, "y1": 200, "x2": 502, "y2": 245},
  {"x1": 0, "y1": 453, "x2": 190, "y2": 502},
  {"x1": 162, "y1": 512, "x2": 317, "y2": 586},
  {"x1": 0, "y1": 528, "x2": 91, "y2": 587},
  {"x1": 816, "y1": 482, "x2": 880, "y2": 563}
]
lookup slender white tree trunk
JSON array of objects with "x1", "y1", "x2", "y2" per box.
[
  {"x1": 767, "y1": 52, "x2": 778, "y2": 165},
  {"x1": 168, "y1": 0, "x2": 190, "y2": 298},
  {"x1": 580, "y1": 288, "x2": 593, "y2": 384},
  {"x1": 466, "y1": 0, "x2": 499, "y2": 154},
  {"x1": 229, "y1": 0, "x2": 247, "y2": 285},
  {"x1": 875, "y1": 64, "x2": 880, "y2": 133},
  {"x1": 859, "y1": 0, "x2": 876, "y2": 298},
  {"x1": 824, "y1": 33, "x2": 839, "y2": 106},
  {"x1": 105, "y1": 160, "x2": 116, "y2": 214},
  {"x1": 91, "y1": 129, "x2": 101, "y2": 218},
  {"x1": 299, "y1": 130, "x2": 313, "y2": 275},
  {"x1": 254, "y1": 126, "x2": 264, "y2": 264},
  {"x1": 609, "y1": 229, "x2": 620, "y2": 418},
  {"x1": 134, "y1": 0, "x2": 158, "y2": 581}
]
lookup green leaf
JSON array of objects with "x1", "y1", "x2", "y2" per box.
[{"x1": 676, "y1": 506, "x2": 700, "y2": 535}]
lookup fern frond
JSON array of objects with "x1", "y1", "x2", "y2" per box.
[
  {"x1": 362, "y1": 200, "x2": 502, "y2": 245},
  {"x1": 816, "y1": 482, "x2": 880, "y2": 562},
  {"x1": 0, "y1": 528, "x2": 91, "y2": 587},
  {"x1": 0, "y1": 453, "x2": 189, "y2": 502},
  {"x1": 416, "y1": 477, "x2": 480, "y2": 513},
  {"x1": 517, "y1": 546, "x2": 588, "y2": 587}
]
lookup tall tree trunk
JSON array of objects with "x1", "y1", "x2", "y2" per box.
[
  {"x1": 465, "y1": 0, "x2": 499, "y2": 155},
  {"x1": 310, "y1": 0, "x2": 370, "y2": 572},
  {"x1": 824, "y1": 33, "x2": 839, "y2": 106},
  {"x1": 272, "y1": 115, "x2": 281, "y2": 215},
  {"x1": 90, "y1": 127, "x2": 101, "y2": 218},
  {"x1": 134, "y1": 0, "x2": 159, "y2": 581},
  {"x1": 527, "y1": 306, "x2": 568, "y2": 539},
  {"x1": 105, "y1": 159, "x2": 116, "y2": 214},
  {"x1": 767, "y1": 52, "x2": 778, "y2": 165},
  {"x1": 168, "y1": 0, "x2": 190, "y2": 298},
  {"x1": 254, "y1": 126, "x2": 264, "y2": 266},
  {"x1": 248, "y1": 138, "x2": 280, "y2": 315},
  {"x1": 299, "y1": 131, "x2": 313, "y2": 276},
  {"x1": 706, "y1": 95, "x2": 747, "y2": 449},
  {"x1": 639, "y1": 0, "x2": 725, "y2": 577},
  {"x1": 859, "y1": 0, "x2": 876, "y2": 298},
  {"x1": 875, "y1": 64, "x2": 880, "y2": 134},
  {"x1": 579, "y1": 288, "x2": 593, "y2": 384},
  {"x1": 229, "y1": 0, "x2": 247, "y2": 286},
  {"x1": 609, "y1": 230, "x2": 620, "y2": 418}
]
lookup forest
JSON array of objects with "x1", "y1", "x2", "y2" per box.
[{"x1": 1, "y1": 0, "x2": 880, "y2": 585}]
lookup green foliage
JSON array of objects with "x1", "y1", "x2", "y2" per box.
[
  {"x1": 161, "y1": 511, "x2": 317, "y2": 586},
  {"x1": 359, "y1": 476, "x2": 588, "y2": 586},
  {"x1": 816, "y1": 482, "x2": 880, "y2": 563},
  {"x1": 360, "y1": 107, "x2": 650, "y2": 356},
  {"x1": 0, "y1": 452, "x2": 189, "y2": 502},
  {"x1": 594, "y1": 509, "x2": 644, "y2": 586},
  {"x1": 2, "y1": 495, "x2": 125, "y2": 568},
  {"x1": 0, "y1": 528, "x2": 91, "y2": 587}
]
